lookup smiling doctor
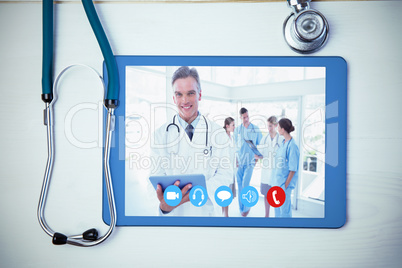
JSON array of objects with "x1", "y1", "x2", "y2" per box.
[{"x1": 150, "y1": 66, "x2": 233, "y2": 216}]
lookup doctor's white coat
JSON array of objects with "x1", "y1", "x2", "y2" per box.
[
  {"x1": 150, "y1": 115, "x2": 234, "y2": 216},
  {"x1": 257, "y1": 132, "x2": 284, "y2": 185}
]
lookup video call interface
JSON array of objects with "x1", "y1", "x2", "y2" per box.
[{"x1": 125, "y1": 65, "x2": 326, "y2": 219}]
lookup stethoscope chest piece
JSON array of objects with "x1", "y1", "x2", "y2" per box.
[{"x1": 283, "y1": 0, "x2": 329, "y2": 54}]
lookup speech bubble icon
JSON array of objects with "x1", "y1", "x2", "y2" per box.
[
  {"x1": 215, "y1": 186, "x2": 233, "y2": 207},
  {"x1": 217, "y1": 190, "x2": 231, "y2": 202}
]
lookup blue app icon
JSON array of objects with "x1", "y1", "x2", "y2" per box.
[
  {"x1": 164, "y1": 185, "x2": 182, "y2": 207},
  {"x1": 214, "y1": 186, "x2": 233, "y2": 207},
  {"x1": 240, "y1": 186, "x2": 259, "y2": 207},
  {"x1": 189, "y1": 186, "x2": 208, "y2": 207}
]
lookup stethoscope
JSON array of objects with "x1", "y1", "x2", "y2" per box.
[
  {"x1": 270, "y1": 133, "x2": 281, "y2": 151},
  {"x1": 260, "y1": 132, "x2": 280, "y2": 157},
  {"x1": 166, "y1": 115, "x2": 212, "y2": 156},
  {"x1": 240, "y1": 123, "x2": 257, "y2": 139},
  {"x1": 249, "y1": 124, "x2": 257, "y2": 134},
  {"x1": 283, "y1": 0, "x2": 329, "y2": 53},
  {"x1": 38, "y1": 0, "x2": 118, "y2": 246}
]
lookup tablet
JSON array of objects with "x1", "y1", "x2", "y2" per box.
[
  {"x1": 149, "y1": 174, "x2": 206, "y2": 192},
  {"x1": 102, "y1": 56, "x2": 347, "y2": 228},
  {"x1": 245, "y1": 140, "x2": 263, "y2": 157}
]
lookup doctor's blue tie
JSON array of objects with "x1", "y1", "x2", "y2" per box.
[{"x1": 186, "y1": 124, "x2": 194, "y2": 141}]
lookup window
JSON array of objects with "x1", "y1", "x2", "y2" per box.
[{"x1": 300, "y1": 94, "x2": 326, "y2": 201}]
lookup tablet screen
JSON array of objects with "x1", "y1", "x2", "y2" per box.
[{"x1": 104, "y1": 56, "x2": 347, "y2": 227}]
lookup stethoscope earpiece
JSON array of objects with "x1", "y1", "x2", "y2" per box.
[
  {"x1": 82, "y1": 228, "x2": 99, "y2": 241},
  {"x1": 52, "y1": 233, "x2": 68, "y2": 245},
  {"x1": 283, "y1": 0, "x2": 329, "y2": 54},
  {"x1": 52, "y1": 228, "x2": 99, "y2": 245}
]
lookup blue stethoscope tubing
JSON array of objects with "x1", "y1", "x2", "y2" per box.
[
  {"x1": 41, "y1": 0, "x2": 53, "y2": 102},
  {"x1": 82, "y1": 0, "x2": 119, "y2": 108},
  {"x1": 41, "y1": 1, "x2": 119, "y2": 107},
  {"x1": 38, "y1": 0, "x2": 118, "y2": 247}
]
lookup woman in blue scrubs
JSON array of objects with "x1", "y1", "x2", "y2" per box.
[{"x1": 272, "y1": 118, "x2": 300, "y2": 218}]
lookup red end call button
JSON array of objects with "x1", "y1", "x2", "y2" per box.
[{"x1": 267, "y1": 186, "x2": 286, "y2": 207}]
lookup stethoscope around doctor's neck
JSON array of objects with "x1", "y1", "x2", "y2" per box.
[
  {"x1": 246, "y1": 124, "x2": 257, "y2": 133},
  {"x1": 166, "y1": 115, "x2": 212, "y2": 156},
  {"x1": 270, "y1": 133, "x2": 281, "y2": 150}
]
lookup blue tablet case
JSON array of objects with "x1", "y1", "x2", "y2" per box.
[{"x1": 102, "y1": 56, "x2": 347, "y2": 228}]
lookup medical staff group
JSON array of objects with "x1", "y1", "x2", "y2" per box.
[{"x1": 150, "y1": 66, "x2": 300, "y2": 218}]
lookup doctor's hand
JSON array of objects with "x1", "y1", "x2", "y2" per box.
[
  {"x1": 156, "y1": 180, "x2": 192, "y2": 213},
  {"x1": 255, "y1": 154, "x2": 263, "y2": 160}
]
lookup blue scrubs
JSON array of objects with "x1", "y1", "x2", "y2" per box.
[
  {"x1": 234, "y1": 123, "x2": 262, "y2": 214},
  {"x1": 272, "y1": 138, "x2": 300, "y2": 217}
]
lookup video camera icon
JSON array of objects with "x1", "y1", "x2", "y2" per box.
[
  {"x1": 163, "y1": 185, "x2": 182, "y2": 207},
  {"x1": 166, "y1": 192, "x2": 180, "y2": 200}
]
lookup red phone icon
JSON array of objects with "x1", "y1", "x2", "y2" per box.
[
  {"x1": 267, "y1": 187, "x2": 286, "y2": 207},
  {"x1": 272, "y1": 190, "x2": 280, "y2": 205}
]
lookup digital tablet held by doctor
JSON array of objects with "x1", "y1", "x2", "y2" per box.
[
  {"x1": 149, "y1": 66, "x2": 234, "y2": 217},
  {"x1": 156, "y1": 180, "x2": 193, "y2": 214},
  {"x1": 149, "y1": 174, "x2": 207, "y2": 192},
  {"x1": 149, "y1": 174, "x2": 208, "y2": 213}
]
